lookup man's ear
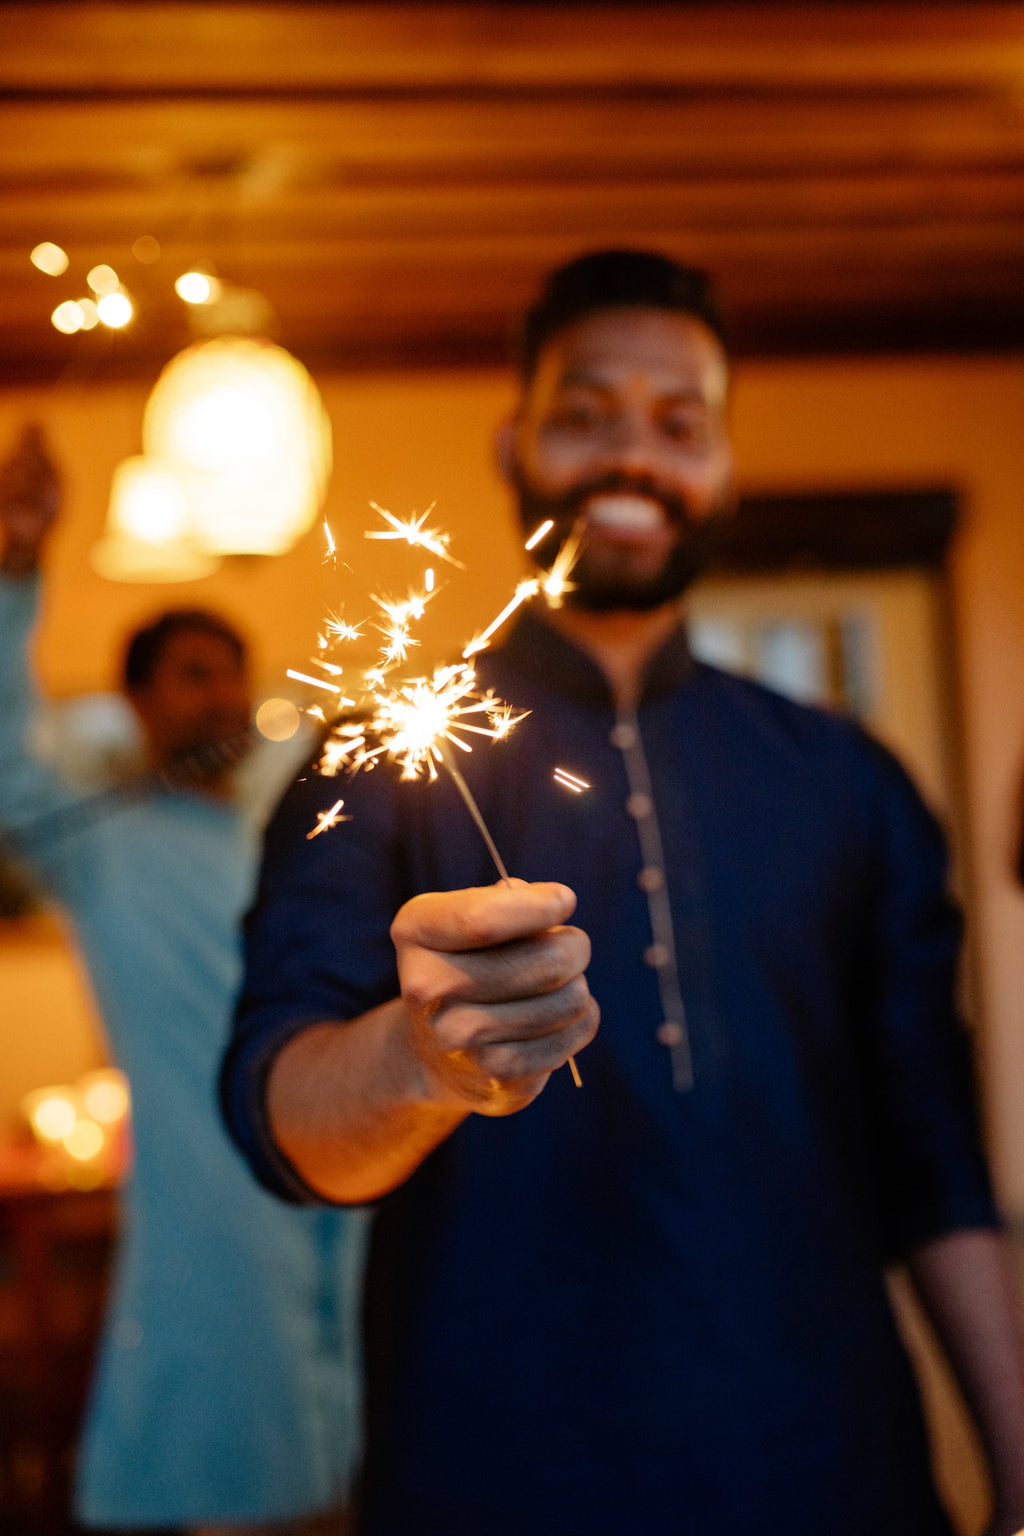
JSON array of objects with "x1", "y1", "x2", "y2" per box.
[{"x1": 494, "y1": 416, "x2": 519, "y2": 487}]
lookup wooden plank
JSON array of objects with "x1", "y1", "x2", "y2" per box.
[
  {"x1": 2, "y1": 4, "x2": 1024, "y2": 93},
  {"x1": 2, "y1": 93, "x2": 1024, "y2": 188},
  {"x1": 3, "y1": 167, "x2": 1024, "y2": 247}
]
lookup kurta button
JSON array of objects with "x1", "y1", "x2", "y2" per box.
[
  {"x1": 638, "y1": 866, "x2": 664, "y2": 892},
  {"x1": 644, "y1": 942, "x2": 670, "y2": 968},
  {"x1": 610, "y1": 721, "x2": 637, "y2": 750},
  {"x1": 626, "y1": 792, "x2": 652, "y2": 820},
  {"x1": 657, "y1": 1021, "x2": 685, "y2": 1048}
]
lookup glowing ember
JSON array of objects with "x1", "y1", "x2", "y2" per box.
[
  {"x1": 307, "y1": 798, "x2": 349, "y2": 839},
  {"x1": 524, "y1": 518, "x2": 554, "y2": 551},
  {"x1": 553, "y1": 767, "x2": 590, "y2": 793},
  {"x1": 462, "y1": 578, "x2": 540, "y2": 658}
]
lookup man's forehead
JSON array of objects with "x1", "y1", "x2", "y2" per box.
[{"x1": 531, "y1": 305, "x2": 728, "y2": 404}]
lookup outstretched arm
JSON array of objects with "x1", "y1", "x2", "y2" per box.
[
  {"x1": 0, "y1": 426, "x2": 84, "y2": 855},
  {"x1": 907, "y1": 1227, "x2": 1024, "y2": 1536},
  {"x1": 266, "y1": 879, "x2": 598, "y2": 1203}
]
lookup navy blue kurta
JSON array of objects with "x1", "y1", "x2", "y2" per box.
[{"x1": 223, "y1": 609, "x2": 996, "y2": 1536}]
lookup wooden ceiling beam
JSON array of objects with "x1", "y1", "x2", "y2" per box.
[
  {"x1": 3, "y1": 4, "x2": 1024, "y2": 94},
  {"x1": 4, "y1": 94, "x2": 1024, "y2": 181}
]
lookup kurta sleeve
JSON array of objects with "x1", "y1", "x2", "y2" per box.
[
  {"x1": 220, "y1": 761, "x2": 412, "y2": 1202},
  {"x1": 860, "y1": 739, "x2": 999, "y2": 1255},
  {"x1": 0, "y1": 573, "x2": 87, "y2": 896}
]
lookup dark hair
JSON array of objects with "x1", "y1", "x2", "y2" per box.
[
  {"x1": 122, "y1": 608, "x2": 247, "y2": 691},
  {"x1": 517, "y1": 248, "x2": 728, "y2": 382}
]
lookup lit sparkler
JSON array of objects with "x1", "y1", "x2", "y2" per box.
[{"x1": 292, "y1": 501, "x2": 590, "y2": 1086}]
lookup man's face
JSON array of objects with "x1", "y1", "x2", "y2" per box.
[
  {"x1": 504, "y1": 305, "x2": 735, "y2": 611},
  {"x1": 129, "y1": 628, "x2": 251, "y2": 771}
]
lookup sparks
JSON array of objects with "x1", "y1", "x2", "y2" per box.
[
  {"x1": 321, "y1": 663, "x2": 528, "y2": 784},
  {"x1": 365, "y1": 502, "x2": 466, "y2": 568},
  {"x1": 524, "y1": 518, "x2": 554, "y2": 551},
  {"x1": 554, "y1": 767, "x2": 590, "y2": 793},
  {"x1": 539, "y1": 523, "x2": 584, "y2": 607},
  {"x1": 306, "y1": 798, "x2": 349, "y2": 839},
  {"x1": 463, "y1": 578, "x2": 540, "y2": 658},
  {"x1": 323, "y1": 610, "x2": 364, "y2": 645},
  {"x1": 287, "y1": 668, "x2": 343, "y2": 694},
  {"x1": 323, "y1": 519, "x2": 337, "y2": 564}
]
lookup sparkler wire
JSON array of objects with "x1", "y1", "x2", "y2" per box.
[{"x1": 434, "y1": 742, "x2": 581, "y2": 1087}]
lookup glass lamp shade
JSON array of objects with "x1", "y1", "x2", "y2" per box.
[
  {"x1": 142, "y1": 336, "x2": 332, "y2": 556},
  {"x1": 91, "y1": 456, "x2": 220, "y2": 582}
]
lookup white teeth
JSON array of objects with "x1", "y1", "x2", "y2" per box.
[{"x1": 586, "y1": 494, "x2": 663, "y2": 532}]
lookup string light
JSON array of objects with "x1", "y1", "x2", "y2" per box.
[
  {"x1": 31, "y1": 241, "x2": 69, "y2": 276},
  {"x1": 51, "y1": 300, "x2": 84, "y2": 334},
  {"x1": 97, "y1": 290, "x2": 133, "y2": 328},
  {"x1": 87, "y1": 263, "x2": 121, "y2": 296}
]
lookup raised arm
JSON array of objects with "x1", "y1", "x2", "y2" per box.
[
  {"x1": 266, "y1": 879, "x2": 598, "y2": 1203},
  {"x1": 0, "y1": 426, "x2": 83, "y2": 851}
]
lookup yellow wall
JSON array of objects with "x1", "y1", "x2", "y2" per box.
[{"x1": 1, "y1": 355, "x2": 1023, "y2": 1216}]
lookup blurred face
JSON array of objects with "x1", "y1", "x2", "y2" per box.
[
  {"x1": 504, "y1": 305, "x2": 735, "y2": 611},
  {"x1": 128, "y1": 628, "x2": 251, "y2": 772}
]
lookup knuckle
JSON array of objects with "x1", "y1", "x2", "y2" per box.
[{"x1": 433, "y1": 1007, "x2": 481, "y2": 1056}]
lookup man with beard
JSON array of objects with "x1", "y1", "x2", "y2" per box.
[
  {"x1": 0, "y1": 426, "x2": 365, "y2": 1535},
  {"x1": 221, "y1": 251, "x2": 1024, "y2": 1535}
]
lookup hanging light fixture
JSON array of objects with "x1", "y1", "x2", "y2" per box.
[
  {"x1": 91, "y1": 456, "x2": 220, "y2": 582},
  {"x1": 143, "y1": 336, "x2": 332, "y2": 557}
]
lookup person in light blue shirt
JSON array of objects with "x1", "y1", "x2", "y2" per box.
[{"x1": 0, "y1": 425, "x2": 366, "y2": 1535}]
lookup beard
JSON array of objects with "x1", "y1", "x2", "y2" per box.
[{"x1": 511, "y1": 468, "x2": 734, "y2": 613}]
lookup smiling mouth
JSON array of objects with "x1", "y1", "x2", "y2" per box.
[{"x1": 584, "y1": 493, "x2": 665, "y2": 534}]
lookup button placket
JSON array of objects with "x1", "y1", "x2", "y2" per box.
[{"x1": 612, "y1": 710, "x2": 693, "y2": 1091}]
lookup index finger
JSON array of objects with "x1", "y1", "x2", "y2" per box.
[{"x1": 391, "y1": 880, "x2": 578, "y2": 954}]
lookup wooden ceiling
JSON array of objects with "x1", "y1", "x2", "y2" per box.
[{"x1": 3, "y1": 2, "x2": 1024, "y2": 383}]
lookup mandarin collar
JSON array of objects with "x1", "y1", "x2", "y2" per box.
[{"x1": 487, "y1": 605, "x2": 696, "y2": 712}]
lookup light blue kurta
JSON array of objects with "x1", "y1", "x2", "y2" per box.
[{"x1": 0, "y1": 575, "x2": 366, "y2": 1528}]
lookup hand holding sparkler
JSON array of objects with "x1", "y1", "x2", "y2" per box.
[
  {"x1": 391, "y1": 880, "x2": 598, "y2": 1116},
  {"x1": 291, "y1": 501, "x2": 590, "y2": 1088}
]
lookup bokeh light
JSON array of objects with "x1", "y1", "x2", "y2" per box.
[
  {"x1": 51, "y1": 300, "x2": 84, "y2": 334},
  {"x1": 31, "y1": 241, "x2": 69, "y2": 276},
  {"x1": 255, "y1": 697, "x2": 302, "y2": 742},
  {"x1": 24, "y1": 1088, "x2": 78, "y2": 1144},
  {"x1": 131, "y1": 234, "x2": 161, "y2": 264},
  {"x1": 80, "y1": 1069, "x2": 131, "y2": 1125},
  {"x1": 175, "y1": 270, "x2": 222, "y2": 305},
  {"x1": 97, "y1": 290, "x2": 133, "y2": 328},
  {"x1": 64, "y1": 1120, "x2": 105, "y2": 1162},
  {"x1": 87, "y1": 263, "x2": 120, "y2": 296}
]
